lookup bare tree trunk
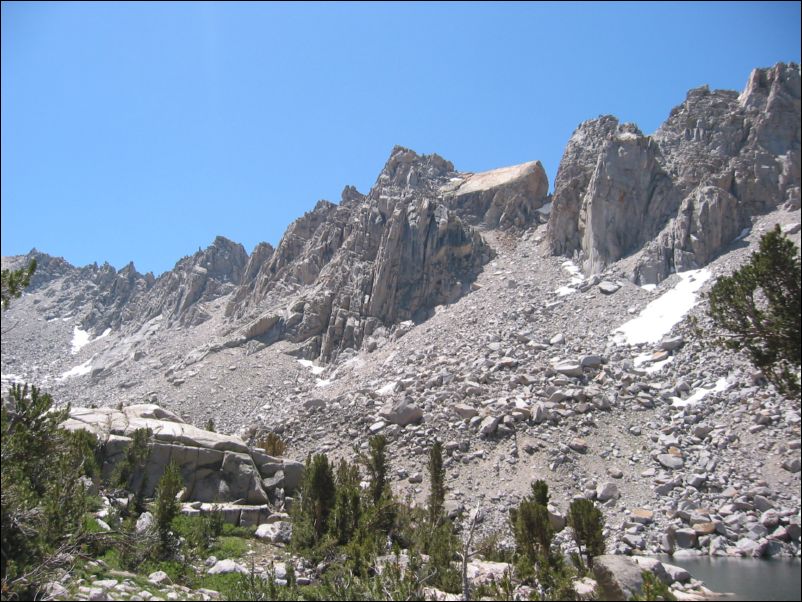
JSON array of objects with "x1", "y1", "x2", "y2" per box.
[{"x1": 461, "y1": 504, "x2": 481, "y2": 601}]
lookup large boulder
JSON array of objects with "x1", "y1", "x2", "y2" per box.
[
  {"x1": 62, "y1": 404, "x2": 289, "y2": 504},
  {"x1": 380, "y1": 398, "x2": 424, "y2": 426},
  {"x1": 442, "y1": 160, "x2": 549, "y2": 229},
  {"x1": 592, "y1": 555, "x2": 649, "y2": 601}
]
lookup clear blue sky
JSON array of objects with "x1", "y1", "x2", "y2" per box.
[{"x1": 2, "y1": 2, "x2": 800, "y2": 276}]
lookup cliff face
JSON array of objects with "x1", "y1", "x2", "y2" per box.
[
  {"x1": 224, "y1": 147, "x2": 505, "y2": 361},
  {"x1": 547, "y1": 62, "x2": 801, "y2": 283}
]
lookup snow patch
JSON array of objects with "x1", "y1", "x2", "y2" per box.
[
  {"x1": 613, "y1": 269, "x2": 712, "y2": 345},
  {"x1": 536, "y1": 201, "x2": 552, "y2": 215},
  {"x1": 298, "y1": 359, "x2": 326, "y2": 375},
  {"x1": 377, "y1": 381, "x2": 397, "y2": 396},
  {"x1": 642, "y1": 357, "x2": 673, "y2": 374},
  {"x1": 59, "y1": 357, "x2": 94, "y2": 380},
  {"x1": 641, "y1": 284, "x2": 657, "y2": 292},
  {"x1": 671, "y1": 377, "x2": 729, "y2": 407},
  {"x1": 1, "y1": 373, "x2": 27, "y2": 385},
  {"x1": 555, "y1": 260, "x2": 584, "y2": 296},
  {"x1": 97, "y1": 328, "x2": 112, "y2": 340},
  {"x1": 71, "y1": 327, "x2": 91, "y2": 354}
]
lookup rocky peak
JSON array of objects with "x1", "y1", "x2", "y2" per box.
[
  {"x1": 548, "y1": 115, "x2": 635, "y2": 257},
  {"x1": 370, "y1": 146, "x2": 456, "y2": 201},
  {"x1": 548, "y1": 62, "x2": 801, "y2": 283},
  {"x1": 190, "y1": 236, "x2": 248, "y2": 283},
  {"x1": 340, "y1": 184, "x2": 366, "y2": 206},
  {"x1": 125, "y1": 237, "x2": 248, "y2": 328},
  {"x1": 13, "y1": 249, "x2": 76, "y2": 288}
]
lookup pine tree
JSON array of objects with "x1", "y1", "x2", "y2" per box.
[
  {"x1": 1, "y1": 385, "x2": 98, "y2": 598},
  {"x1": 707, "y1": 225, "x2": 801, "y2": 397},
  {"x1": 531, "y1": 479, "x2": 550, "y2": 507},
  {"x1": 153, "y1": 461, "x2": 183, "y2": 556},
  {"x1": 299, "y1": 453, "x2": 336, "y2": 544},
  {"x1": 567, "y1": 498, "x2": 605, "y2": 569},
  {"x1": 509, "y1": 480, "x2": 554, "y2": 571},
  {"x1": 332, "y1": 459, "x2": 361, "y2": 545},
  {"x1": 363, "y1": 435, "x2": 390, "y2": 506}
]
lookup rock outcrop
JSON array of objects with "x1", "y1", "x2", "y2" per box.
[
  {"x1": 441, "y1": 160, "x2": 549, "y2": 229},
  {"x1": 130, "y1": 236, "x2": 248, "y2": 328},
  {"x1": 224, "y1": 146, "x2": 507, "y2": 361},
  {"x1": 548, "y1": 62, "x2": 801, "y2": 283},
  {"x1": 62, "y1": 404, "x2": 302, "y2": 505}
]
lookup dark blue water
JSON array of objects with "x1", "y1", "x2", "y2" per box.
[{"x1": 668, "y1": 557, "x2": 801, "y2": 601}]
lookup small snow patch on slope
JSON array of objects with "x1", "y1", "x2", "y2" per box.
[
  {"x1": 613, "y1": 269, "x2": 711, "y2": 345},
  {"x1": 672, "y1": 377, "x2": 730, "y2": 407},
  {"x1": 555, "y1": 260, "x2": 584, "y2": 296},
  {"x1": 60, "y1": 357, "x2": 94, "y2": 380},
  {"x1": 71, "y1": 327, "x2": 91, "y2": 354},
  {"x1": 298, "y1": 359, "x2": 325, "y2": 375}
]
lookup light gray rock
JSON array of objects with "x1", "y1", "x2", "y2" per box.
[
  {"x1": 596, "y1": 481, "x2": 620, "y2": 502},
  {"x1": 781, "y1": 457, "x2": 801, "y2": 473},
  {"x1": 662, "y1": 563, "x2": 691, "y2": 583},
  {"x1": 569, "y1": 438, "x2": 588, "y2": 453},
  {"x1": 598, "y1": 281, "x2": 621, "y2": 294},
  {"x1": 479, "y1": 415, "x2": 501, "y2": 437},
  {"x1": 674, "y1": 528, "x2": 698, "y2": 549},
  {"x1": 548, "y1": 63, "x2": 800, "y2": 285},
  {"x1": 148, "y1": 571, "x2": 171, "y2": 585},
  {"x1": 592, "y1": 555, "x2": 649, "y2": 601},
  {"x1": 135, "y1": 512, "x2": 154, "y2": 534},
  {"x1": 380, "y1": 398, "x2": 423, "y2": 426},
  {"x1": 657, "y1": 454, "x2": 684, "y2": 469},
  {"x1": 254, "y1": 521, "x2": 292, "y2": 544},
  {"x1": 208, "y1": 559, "x2": 248, "y2": 575},
  {"x1": 443, "y1": 160, "x2": 549, "y2": 230},
  {"x1": 553, "y1": 360, "x2": 583, "y2": 377}
]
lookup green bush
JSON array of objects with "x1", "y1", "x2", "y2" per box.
[
  {"x1": 259, "y1": 432, "x2": 288, "y2": 457},
  {"x1": 1, "y1": 384, "x2": 101, "y2": 599},
  {"x1": 707, "y1": 225, "x2": 801, "y2": 397}
]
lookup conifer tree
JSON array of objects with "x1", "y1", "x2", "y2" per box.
[
  {"x1": 298, "y1": 453, "x2": 336, "y2": 544},
  {"x1": 707, "y1": 225, "x2": 801, "y2": 397},
  {"x1": 363, "y1": 435, "x2": 390, "y2": 506},
  {"x1": 154, "y1": 461, "x2": 183, "y2": 556},
  {"x1": 567, "y1": 498, "x2": 605, "y2": 569},
  {"x1": 332, "y1": 459, "x2": 361, "y2": 545}
]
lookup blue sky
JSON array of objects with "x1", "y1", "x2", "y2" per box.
[{"x1": 2, "y1": 2, "x2": 800, "y2": 276}]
